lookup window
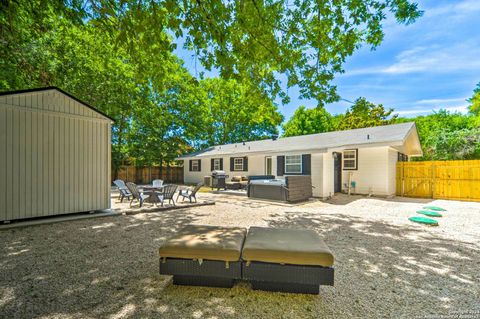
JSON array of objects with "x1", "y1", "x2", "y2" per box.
[
  {"x1": 343, "y1": 149, "x2": 357, "y2": 170},
  {"x1": 285, "y1": 155, "x2": 302, "y2": 174},
  {"x1": 398, "y1": 152, "x2": 408, "y2": 162},
  {"x1": 233, "y1": 157, "x2": 244, "y2": 171},
  {"x1": 213, "y1": 158, "x2": 221, "y2": 170},
  {"x1": 191, "y1": 160, "x2": 200, "y2": 172}
]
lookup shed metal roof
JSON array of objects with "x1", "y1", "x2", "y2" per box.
[
  {"x1": 0, "y1": 86, "x2": 115, "y2": 122},
  {"x1": 180, "y1": 122, "x2": 421, "y2": 158}
]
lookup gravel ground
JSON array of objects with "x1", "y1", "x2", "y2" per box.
[{"x1": 1, "y1": 192, "x2": 479, "y2": 318}]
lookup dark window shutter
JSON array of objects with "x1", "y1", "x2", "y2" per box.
[
  {"x1": 277, "y1": 156, "x2": 285, "y2": 176},
  {"x1": 211, "y1": 158, "x2": 214, "y2": 171},
  {"x1": 302, "y1": 154, "x2": 311, "y2": 175},
  {"x1": 220, "y1": 158, "x2": 223, "y2": 170},
  {"x1": 189, "y1": 160, "x2": 193, "y2": 172},
  {"x1": 230, "y1": 157, "x2": 234, "y2": 171},
  {"x1": 198, "y1": 159, "x2": 201, "y2": 171},
  {"x1": 243, "y1": 157, "x2": 248, "y2": 171}
]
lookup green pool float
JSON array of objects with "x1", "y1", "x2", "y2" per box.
[
  {"x1": 417, "y1": 210, "x2": 443, "y2": 217},
  {"x1": 409, "y1": 216, "x2": 439, "y2": 226},
  {"x1": 423, "y1": 206, "x2": 446, "y2": 211}
]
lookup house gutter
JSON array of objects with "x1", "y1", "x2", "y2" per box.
[{"x1": 176, "y1": 139, "x2": 412, "y2": 160}]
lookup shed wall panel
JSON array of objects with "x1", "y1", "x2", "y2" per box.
[
  {"x1": 0, "y1": 107, "x2": 6, "y2": 220},
  {"x1": 0, "y1": 89, "x2": 111, "y2": 222}
]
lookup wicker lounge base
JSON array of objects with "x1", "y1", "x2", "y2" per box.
[
  {"x1": 241, "y1": 227, "x2": 335, "y2": 294},
  {"x1": 158, "y1": 225, "x2": 335, "y2": 294},
  {"x1": 242, "y1": 261, "x2": 334, "y2": 294},
  {"x1": 158, "y1": 225, "x2": 247, "y2": 288},
  {"x1": 160, "y1": 258, "x2": 241, "y2": 288}
]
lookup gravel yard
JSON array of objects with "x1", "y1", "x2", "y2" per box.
[{"x1": 1, "y1": 192, "x2": 479, "y2": 318}]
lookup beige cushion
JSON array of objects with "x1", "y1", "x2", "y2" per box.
[
  {"x1": 231, "y1": 176, "x2": 242, "y2": 182},
  {"x1": 242, "y1": 227, "x2": 334, "y2": 267},
  {"x1": 159, "y1": 225, "x2": 247, "y2": 262}
]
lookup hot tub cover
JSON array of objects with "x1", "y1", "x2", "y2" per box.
[
  {"x1": 159, "y1": 225, "x2": 247, "y2": 262},
  {"x1": 249, "y1": 179, "x2": 286, "y2": 186},
  {"x1": 242, "y1": 227, "x2": 334, "y2": 267}
]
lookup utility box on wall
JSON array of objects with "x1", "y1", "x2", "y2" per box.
[{"x1": 0, "y1": 87, "x2": 113, "y2": 222}]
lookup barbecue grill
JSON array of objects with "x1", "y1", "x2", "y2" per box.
[{"x1": 211, "y1": 170, "x2": 229, "y2": 190}]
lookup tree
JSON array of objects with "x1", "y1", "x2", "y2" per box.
[
  {"x1": 195, "y1": 78, "x2": 284, "y2": 146},
  {"x1": 396, "y1": 110, "x2": 478, "y2": 160},
  {"x1": 434, "y1": 128, "x2": 480, "y2": 160},
  {"x1": 1, "y1": 0, "x2": 423, "y2": 105},
  {"x1": 337, "y1": 97, "x2": 397, "y2": 130},
  {"x1": 282, "y1": 106, "x2": 334, "y2": 137},
  {"x1": 468, "y1": 82, "x2": 480, "y2": 115}
]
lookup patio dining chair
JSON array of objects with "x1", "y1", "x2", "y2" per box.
[
  {"x1": 158, "y1": 184, "x2": 178, "y2": 206},
  {"x1": 152, "y1": 179, "x2": 164, "y2": 187},
  {"x1": 177, "y1": 182, "x2": 203, "y2": 203},
  {"x1": 113, "y1": 179, "x2": 132, "y2": 203},
  {"x1": 126, "y1": 182, "x2": 153, "y2": 208}
]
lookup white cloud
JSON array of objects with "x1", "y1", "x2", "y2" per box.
[
  {"x1": 394, "y1": 105, "x2": 469, "y2": 116},
  {"x1": 344, "y1": 41, "x2": 480, "y2": 76},
  {"x1": 426, "y1": 0, "x2": 480, "y2": 18},
  {"x1": 415, "y1": 97, "x2": 467, "y2": 105}
]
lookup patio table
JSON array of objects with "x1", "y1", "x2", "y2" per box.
[{"x1": 142, "y1": 186, "x2": 164, "y2": 205}]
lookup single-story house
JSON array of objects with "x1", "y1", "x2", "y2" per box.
[{"x1": 178, "y1": 122, "x2": 422, "y2": 198}]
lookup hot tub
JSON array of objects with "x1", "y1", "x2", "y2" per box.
[{"x1": 248, "y1": 179, "x2": 287, "y2": 201}]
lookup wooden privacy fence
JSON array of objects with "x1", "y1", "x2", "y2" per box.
[
  {"x1": 396, "y1": 160, "x2": 480, "y2": 202},
  {"x1": 113, "y1": 166, "x2": 184, "y2": 185}
]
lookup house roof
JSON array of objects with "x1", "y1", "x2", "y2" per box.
[
  {"x1": 0, "y1": 86, "x2": 115, "y2": 122},
  {"x1": 179, "y1": 122, "x2": 422, "y2": 158}
]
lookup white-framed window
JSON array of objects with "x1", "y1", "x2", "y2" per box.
[
  {"x1": 234, "y1": 157, "x2": 244, "y2": 171},
  {"x1": 343, "y1": 149, "x2": 357, "y2": 170},
  {"x1": 285, "y1": 155, "x2": 302, "y2": 174},
  {"x1": 213, "y1": 158, "x2": 221, "y2": 170},
  {"x1": 191, "y1": 160, "x2": 200, "y2": 172}
]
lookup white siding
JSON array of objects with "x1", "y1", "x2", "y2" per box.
[
  {"x1": 184, "y1": 155, "x2": 266, "y2": 184},
  {"x1": 183, "y1": 146, "x2": 397, "y2": 197},
  {"x1": 339, "y1": 146, "x2": 393, "y2": 196},
  {"x1": 387, "y1": 148, "x2": 398, "y2": 195},
  {"x1": 0, "y1": 90, "x2": 111, "y2": 222},
  {"x1": 322, "y1": 152, "x2": 334, "y2": 198},
  {"x1": 311, "y1": 153, "x2": 323, "y2": 197}
]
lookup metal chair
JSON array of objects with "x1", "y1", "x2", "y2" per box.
[
  {"x1": 177, "y1": 182, "x2": 203, "y2": 203},
  {"x1": 113, "y1": 179, "x2": 132, "y2": 202}
]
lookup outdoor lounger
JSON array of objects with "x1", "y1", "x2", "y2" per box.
[
  {"x1": 159, "y1": 225, "x2": 334, "y2": 294},
  {"x1": 242, "y1": 227, "x2": 334, "y2": 294},
  {"x1": 159, "y1": 225, "x2": 247, "y2": 288}
]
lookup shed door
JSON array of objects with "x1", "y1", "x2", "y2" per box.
[{"x1": 334, "y1": 153, "x2": 342, "y2": 193}]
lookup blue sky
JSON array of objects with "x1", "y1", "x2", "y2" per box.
[{"x1": 176, "y1": 0, "x2": 480, "y2": 120}]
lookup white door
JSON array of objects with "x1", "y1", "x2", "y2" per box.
[{"x1": 265, "y1": 156, "x2": 272, "y2": 175}]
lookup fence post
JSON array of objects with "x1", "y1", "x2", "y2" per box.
[{"x1": 431, "y1": 162, "x2": 436, "y2": 199}]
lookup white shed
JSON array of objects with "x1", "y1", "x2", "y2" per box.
[{"x1": 0, "y1": 87, "x2": 113, "y2": 222}]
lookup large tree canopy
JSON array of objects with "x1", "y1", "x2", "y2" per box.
[
  {"x1": 336, "y1": 97, "x2": 397, "y2": 130},
  {"x1": 0, "y1": 1, "x2": 284, "y2": 169},
  {"x1": 282, "y1": 106, "x2": 334, "y2": 137},
  {"x1": 1, "y1": 0, "x2": 423, "y2": 105},
  {"x1": 468, "y1": 82, "x2": 480, "y2": 115},
  {"x1": 194, "y1": 78, "x2": 283, "y2": 146}
]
